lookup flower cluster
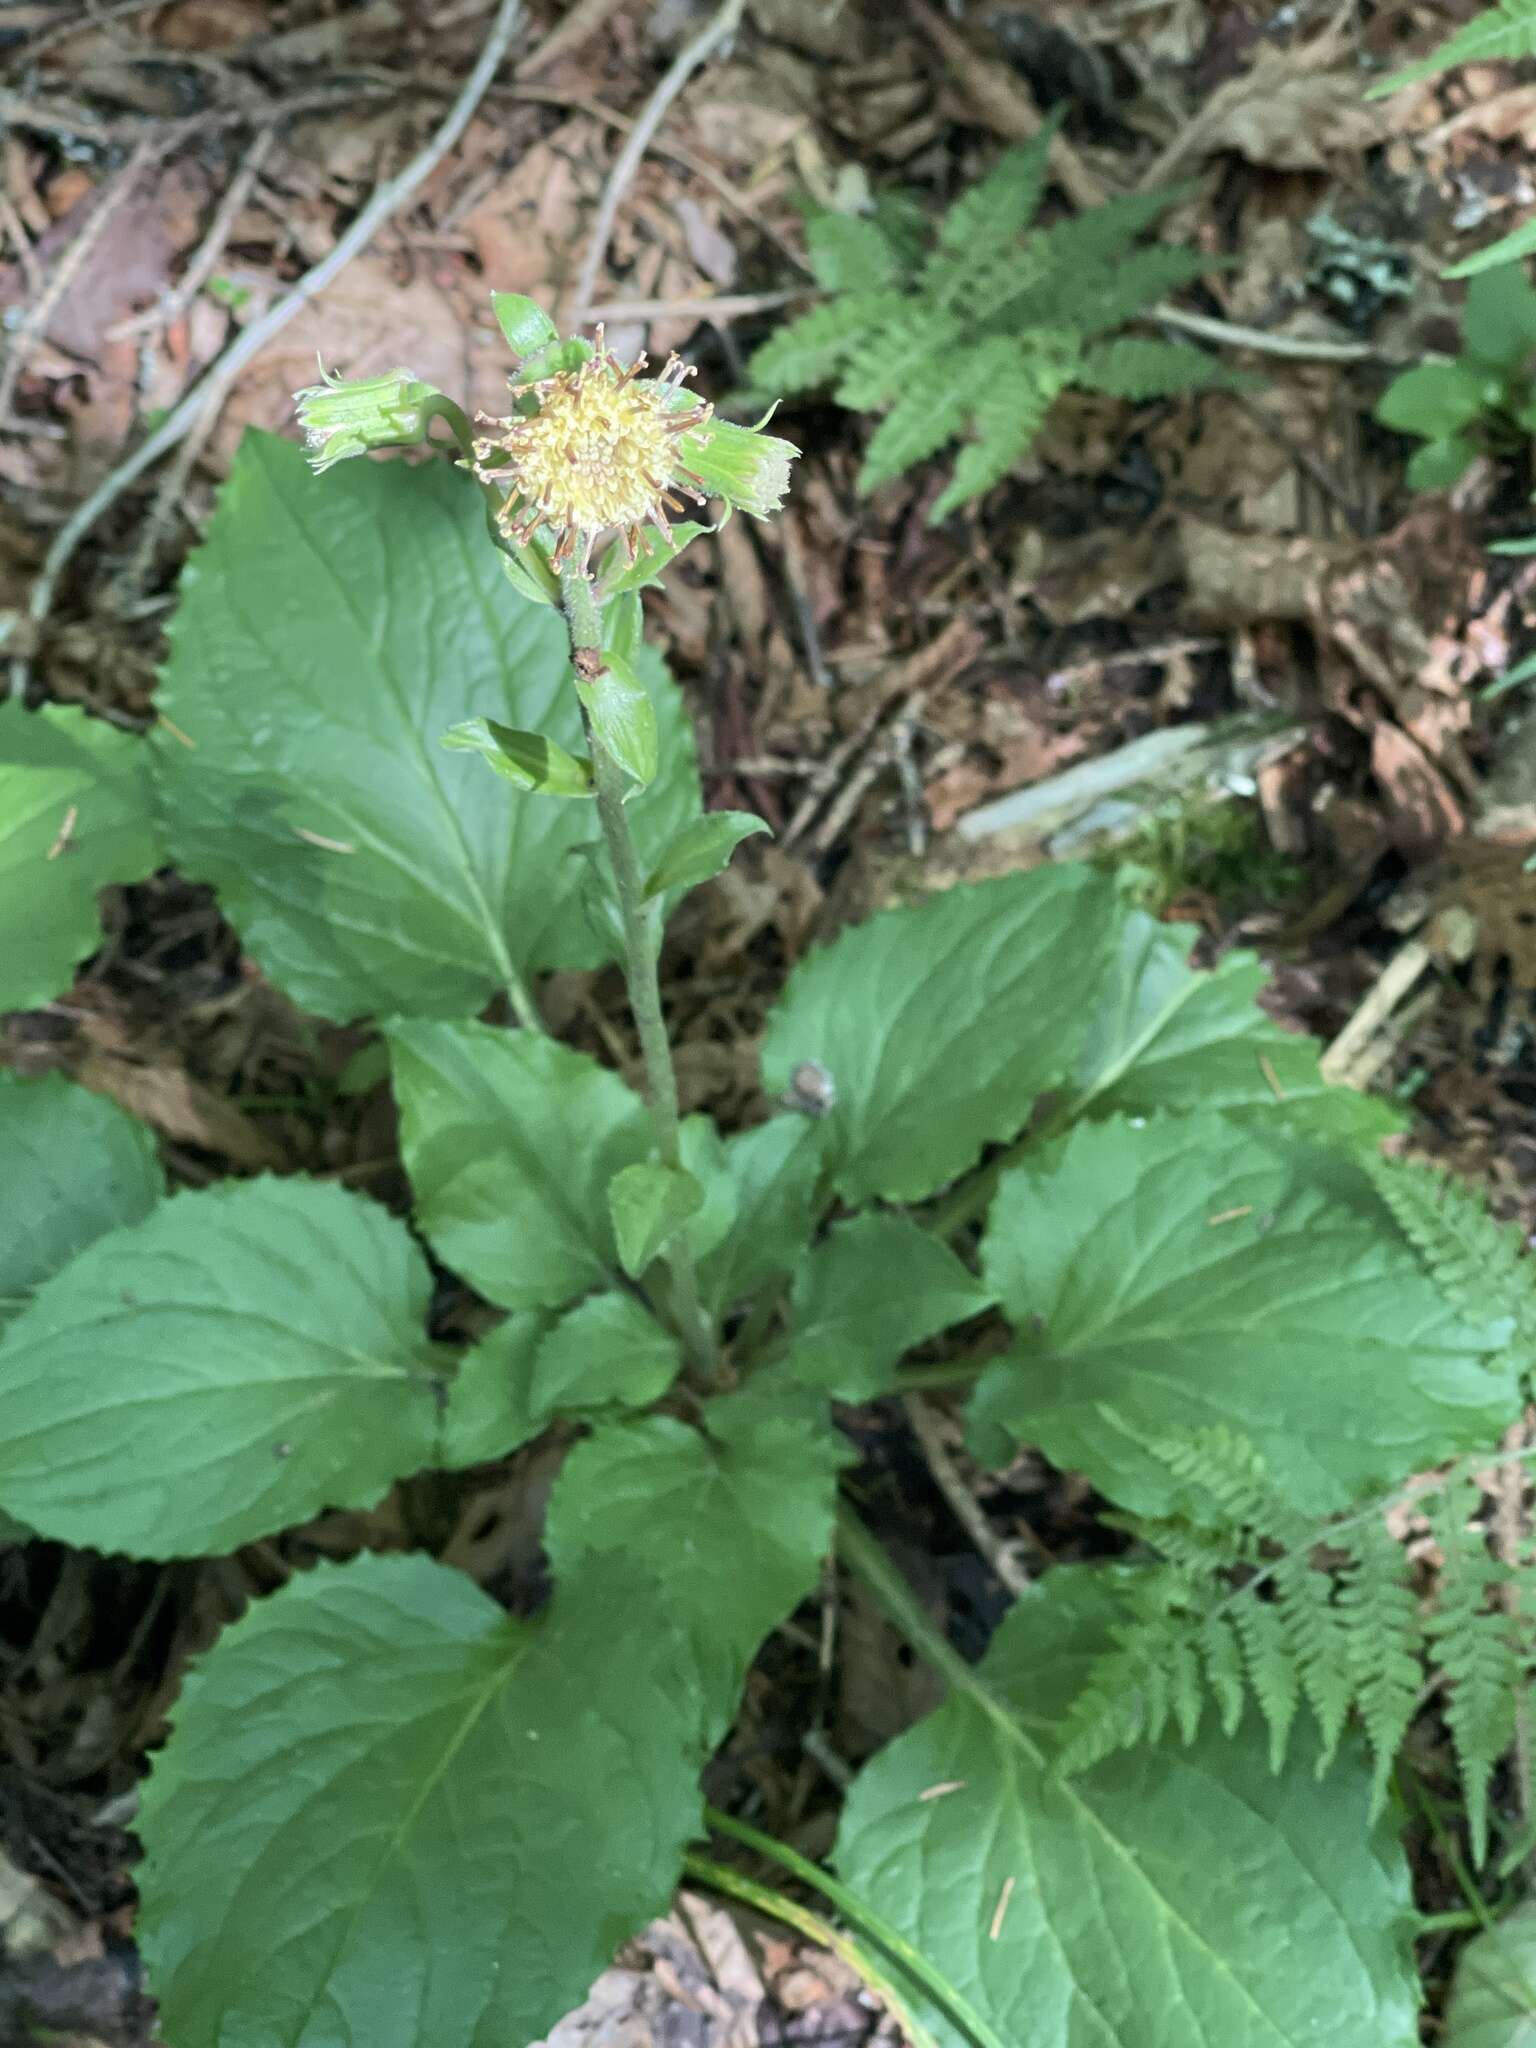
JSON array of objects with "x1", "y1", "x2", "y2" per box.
[{"x1": 470, "y1": 329, "x2": 712, "y2": 571}]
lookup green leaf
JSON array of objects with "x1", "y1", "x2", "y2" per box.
[
  {"x1": 1069, "y1": 907, "x2": 1403, "y2": 1142},
  {"x1": 607, "y1": 1161, "x2": 704, "y2": 1277},
  {"x1": 154, "y1": 431, "x2": 700, "y2": 1021},
  {"x1": 1449, "y1": 218, "x2": 1536, "y2": 279},
  {"x1": 139, "y1": 1386, "x2": 844, "y2": 2048},
  {"x1": 0, "y1": 1072, "x2": 162, "y2": 1327},
  {"x1": 836, "y1": 1566, "x2": 1420, "y2": 2048},
  {"x1": 0, "y1": 1177, "x2": 446, "y2": 1557},
  {"x1": 489, "y1": 290, "x2": 557, "y2": 360},
  {"x1": 0, "y1": 703, "x2": 160, "y2": 1011},
  {"x1": 760, "y1": 867, "x2": 1123, "y2": 1203},
  {"x1": 1461, "y1": 262, "x2": 1536, "y2": 370},
  {"x1": 693, "y1": 1114, "x2": 826, "y2": 1315},
  {"x1": 593, "y1": 520, "x2": 711, "y2": 597},
  {"x1": 789, "y1": 1213, "x2": 992, "y2": 1398},
  {"x1": 643, "y1": 809, "x2": 771, "y2": 899},
  {"x1": 1076, "y1": 335, "x2": 1245, "y2": 399},
  {"x1": 443, "y1": 1293, "x2": 680, "y2": 1465},
  {"x1": 497, "y1": 532, "x2": 561, "y2": 607},
  {"x1": 1442, "y1": 1900, "x2": 1536, "y2": 2046},
  {"x1": 1376, "y1": 359, "x2": 1489, "y2": 437},
  {"x1": 389, "y1": 1019, "x2": 650, "y2": 1310},
  {"x1": 576, "y1": 647, "x2": 657, "y2": 787},
  {"x1": 138, "y1": 1552, "x2": 709, "y2": 2048},
  {"x1": 969, "y1": 1111, "x2": 1519, "y2": 1514},
  {"x1": 1369, "y1": 0, "x2": 1536, "y2": 95},
  {"x1": 806, "y1": 211, "x2": 905, "y2": 292},
  {"x1": 441, "y1": 716, "x2": 594, "y2": 795},
  {"x1": 548, "y1": 1380, "x2": 847, "y2": 1725},
  {"x1": 1407, "y1": 433, "x2": 1479, "y2": 490}
]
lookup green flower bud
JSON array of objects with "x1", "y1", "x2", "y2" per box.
[
  {"x1": 293, "y1": 366, "x2": 442, "y2": 474},
  {"x1": 676, "y1": 414, "x2": 799, "y2": 521}
]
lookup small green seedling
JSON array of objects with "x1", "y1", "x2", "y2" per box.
[{"x1": 1376, "y1": 262, "x2": 1536, "y2": 488}]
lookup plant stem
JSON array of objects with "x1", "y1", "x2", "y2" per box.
[
  {"x1": 702, "y1": 1807, "x2": 1008, "y2": 2048},
  {"x1": 558, "y1": 565, "x2": 713, "y2": 1369},
  {"x1": 680, "y1": 1851, "x2": 943, "y2": 2048}
]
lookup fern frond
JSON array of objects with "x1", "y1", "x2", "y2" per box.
[
  {"x1": 1338, "y1": 1518, "x2": 1424, "y2": 1814},
  {"x1": 857, "y1": 354, "x2": 985, "y2": 492},
  {"x1": 1371, "y1": 0, "x2": 1536, "y2": 96},
  {"x1": 1365, "y1": 1153, "x2": 1534, "y2": 1352},
  {"x1": 927, "y1": 337, "x2": 1075, "y2": 519},
  {"x1": 1232, "y1": 1596, "x2": 1301, "y2": 1769},
  {"x1": 1053, "y1": 246, "x2": 1223, "y2": 337},
  {"x1": 1055, "y1": 1571, "x2": 1210, "y2": 1770},
  {"x1": 833, "y1": 308, "x2": 963, "y2": 412},
  {"x1": 1427, "y1": 1477, "x2": 1521, "y2": 1862},
  {"x1": 806, "y1": 212, "x2": 907, "y2": 294},
  {"x1": 1273, "y1": 1553, "x2": 1357, "y2": 1769},
  {"x1": 1201, "y1": 1610, "x2": 1248, "y2": 1736},
  {"x1": 922, "y1": 125, "x2": 1056, "y2": 310},
  {"x1": 1076, "y1": 337, "x2": 1247, "y2": 401},
  {"x1": 746, "y1": 290, "x2": 905, "y2": 397}
]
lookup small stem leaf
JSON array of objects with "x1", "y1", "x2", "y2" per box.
[
  {"x1": 642, "y1": 810, "x2": 772, "y2": 900},
  {"x1": 836, "y1": 1549, "x2": 1421, "y2": 2048},
  {"x1": 608, "y1": 1161, "x2": 705, "y2": 1278},
  {"x1": 489, "y1": 291, "x2": 558, "y2": 360},
  {"x1": 0, "y1": 703, "x2": 161, "y2": 1013},
  {"x1": 442, "y1": 717, "x2": 595, "y2": 797},
  {"x1": 0, "y1": 1072, "x2": 162, "y2": 1328},
  {"x1": 575, "y1": 650, "x2": 658, "y2": 789},
  {"x1": 388, "y1": 1020, "x2": 651, "y2": 1310},
  {"x1": 497, "y1": 536, "x2": 560, "y2": 607},
  {"x1": 442, "y1": 1295, "x2": 681, "y2": 1466},
  {"x1": 0, "y1": 1177, "x2": 448, "y2": 1557},
  {"x1": 593, "y1": 521, "x2": 712, "y2": 597}
]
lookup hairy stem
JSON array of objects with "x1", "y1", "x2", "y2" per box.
[
  {"x1": 680, "y1": 1852, "x2": 943, "y2": 2048},
  {"x1": 559, "y1": 565, "x2": 713, "y2": 1368}
]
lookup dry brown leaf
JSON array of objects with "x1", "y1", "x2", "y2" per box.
[
  {"x1": 1204, "y1": 71, "x2": 1387, "y2": 169},
  {"x1": 459, "y1": 117, "x2": 603, "y2": 310},
  {"x1": 75, "y1": 1049, "x2": 286, "y2": 1172}
]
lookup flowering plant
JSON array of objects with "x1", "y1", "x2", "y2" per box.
[{"x1": 0, "y1": 291, "x2": 1523, "y2": 2048}]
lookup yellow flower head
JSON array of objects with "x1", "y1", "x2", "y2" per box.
[{"x1": 471, "y1": 328, "x2": 712, "y2": 571}]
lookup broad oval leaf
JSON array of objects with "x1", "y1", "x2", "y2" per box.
[
  {"x1": 139, "y1": 1387, "x2": 844, "y2": 2048},
  {"x1": 0, "y1": 1176, "x2": 447, "y2": 1556},
  {"x1": 0, "y1": 1071, "x2": 162, "y2": 1326},
  {"x1": 1069, "y1": 907, "x2": 1402, "y2": 1141},
  {"x1": 970, "y1": 1111, "x2": 1518, "y2": 1514},
  {"x1": 760, "y1": 867, "x2": 1122, "y2": 1203},
  {"x1": 139, "y1": 1553, "x2": 705, "y2": 2048},
  {"x1": 153, "y1": 430, "x2": 699, "y2": 1022},
  {"x1": 837, "y1": 1566, "x2": 1419, "y2": 2048},
  {"x1": 576, "y1": 647, "x2": 657, "y2": 787},
  {"x1": 0, "y1": 704, "x2": 159, "y2": 1011},
  {"x1": 1443, "y1": 1901, "x2": 1536, "y2": 2047},
  {"x1": 689, "y1": 1113, "x2": 826, "y2": 1316},
  {"x1": 388, "y1": 1018, "x2": 650, "y2": 1309}
]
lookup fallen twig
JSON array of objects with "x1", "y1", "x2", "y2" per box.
[
  {"x1": 14, "y1": 0, "x2": 526, "y2": 699},
  {"x1": 903, "y1": 1395, "x2": 1031, "y2": 1597},
  {"x1": 566, "y1": 0, "x2": 745, "y2": 326}
]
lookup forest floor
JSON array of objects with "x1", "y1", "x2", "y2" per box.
[{"x1": 2, "y1": 0, "x2": 1536, "y2": 2041}]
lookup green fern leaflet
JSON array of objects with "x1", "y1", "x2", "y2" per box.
[{"x1": 750, "y1": 124, "x2": 1243, "y2": 518}]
